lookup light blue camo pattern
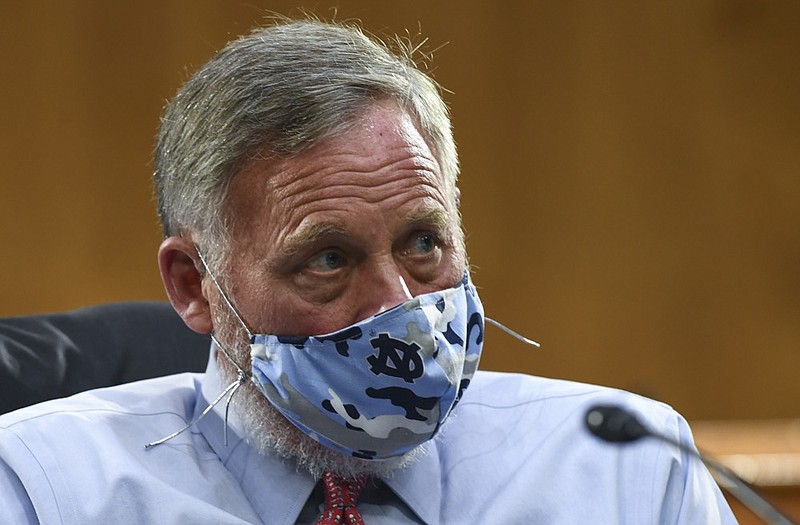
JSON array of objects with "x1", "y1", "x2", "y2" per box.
[{"x1": 249, "y1": 273, "x2": 484, "y2": 459}]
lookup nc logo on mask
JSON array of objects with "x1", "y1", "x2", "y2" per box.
[{"x1": 367, "y1": 333, "x2": 424, "y2": 383}]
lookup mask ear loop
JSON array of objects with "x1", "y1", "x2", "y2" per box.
[
  {"x1": 144, "y1": 347, "x2": 246, "y2": 449},
  {"x1": 194, "y1": 245, "x2": 254, "y2": 337},
  {"x1": 485, "y1": 317, "x2": 541, "y2": 348},
  {"x1": 144, "y1": 246, "x2": 253, "y2": 450}
]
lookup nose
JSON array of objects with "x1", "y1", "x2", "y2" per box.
[{"x1": 356, "y1": 263, "x2": 413, "y2": 320}]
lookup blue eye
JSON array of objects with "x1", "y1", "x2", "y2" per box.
[
  {"x1": 309, "y1": 250, "x2": 346, "y2": 271},
  {"x1": 412, "y1": 233, "x2": 437, "y2": 254}
]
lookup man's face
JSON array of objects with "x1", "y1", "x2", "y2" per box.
[{"x1": 213, "y1": 99, "x2": 465, "y2": 340}]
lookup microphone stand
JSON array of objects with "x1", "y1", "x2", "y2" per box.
[{"x1": 585, "y1": 405, "x2": 796, "y2": 525}]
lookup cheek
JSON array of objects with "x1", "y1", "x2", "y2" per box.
[{"x1": 249, "y1": 293, "x2": 345, "y2": 337}]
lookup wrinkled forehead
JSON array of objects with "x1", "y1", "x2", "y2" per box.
[{"x1": 224, "y1": 102, "x2": 460, "y2": 243}]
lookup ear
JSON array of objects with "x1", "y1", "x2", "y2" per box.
[{"x1": 158, "y1": 236, "x2": 213, "y2": 334}]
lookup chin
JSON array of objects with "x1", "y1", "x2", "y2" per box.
[
  {"x1": 211, "y1": 307, "x2": 428, "y2": 480},
  {"x1": 220, "y1": 366, "x2": 426, "y2": 480}
]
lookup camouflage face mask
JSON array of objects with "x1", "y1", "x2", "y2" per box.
[{"x1": 245, "y1": 273, "x2": 484, "y2": 460}]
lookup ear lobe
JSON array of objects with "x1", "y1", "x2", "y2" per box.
[{"x1": 158, "y1": 236, "x2": 213, "y2": 334}]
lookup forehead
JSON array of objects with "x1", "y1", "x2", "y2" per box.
[{"x1": 227, "y1": 101, "x2": 454, "y2": 246}]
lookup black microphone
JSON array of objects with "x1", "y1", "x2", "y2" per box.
[{"x1": 585, "y1": 404, "x2": 796, "y2": 525}]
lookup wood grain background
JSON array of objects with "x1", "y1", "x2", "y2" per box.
[{"x1": 1, "y1": 1, "x2": 797, "y2": 421}]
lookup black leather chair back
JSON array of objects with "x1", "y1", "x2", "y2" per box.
[{"x1": 0, "y1": 302, "x2": 210, "y2": 414}]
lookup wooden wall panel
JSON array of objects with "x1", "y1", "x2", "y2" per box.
[{"x1": 1, "y1": 1, "x2": 798, "y2": 421}]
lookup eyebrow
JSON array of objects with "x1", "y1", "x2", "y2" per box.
[
  {"x1": 282, "y1": 222, "x2": 348, "y2": 256},
  {"x1": 405, "y1": 206, "x2": 452, "y2": 234},
  {"x1": 281, "y1": 206, "x2": 454, "y2": 256}
]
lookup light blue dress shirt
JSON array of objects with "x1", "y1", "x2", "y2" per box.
[{"x1": 0, "y1": 348, "x2": 735, "y2": 524}]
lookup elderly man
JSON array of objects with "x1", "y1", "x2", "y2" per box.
[{"x1": 0, "y1": 19, "x2": 734, "y2": 524}]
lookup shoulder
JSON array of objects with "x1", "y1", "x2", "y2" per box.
[
  {"x1": 0, "y1": 372, "x2": 200, "y2": 432},
  {"x1": 454, "y1": 370, "x2": 690, "y2": 470},
  {"x1": 435, "y1": 371, "x2": 734, "y2": 523},
  {"x1": 460, "y1": 370, "x2": 678, "y2": 429},
  {"x1": 0, "y1": 373, "x2": 227, "y2": 524}
]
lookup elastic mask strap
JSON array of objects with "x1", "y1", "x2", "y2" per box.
[
  {"x1": 144, "y1": 362, "x2": 246, "y2": 450},
  {"x1": 144, "y1": 246, "x2": 254, "y2": 450},
  {"x1": 194, "y1": 245, "x2": 253, "y2": 338},
  {"x1": 485, "y1": 317, "x2": 541, "y2": 348}
]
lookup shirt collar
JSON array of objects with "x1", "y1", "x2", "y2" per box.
[
  {"x1": 197, "y1": 343, "x2": 444, "y2": 525},
  {"x1": 382, "y1": 442, "x2": 442, "y2": 525},
  {"x1": 196, "y1": 345, "x2": 316, "y2": 525}
]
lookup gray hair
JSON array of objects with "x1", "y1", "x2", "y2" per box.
[{"x1": 154, "y1": 18, "x2": 459, "y2": 268}]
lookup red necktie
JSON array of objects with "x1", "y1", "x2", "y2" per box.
[{"x1": 314, "y1": 470, "x2": 368, "y2": 525}]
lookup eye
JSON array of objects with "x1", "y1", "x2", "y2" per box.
[
  {"x1": 412, "y1": 232, "x2": 437, "y2": 254},
  {"x1": 400, "y1": 230, "x2": 447, "y2": 283},
  {"x1": 307, "y1": 249, "x2": 347, "y2": 272}
]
